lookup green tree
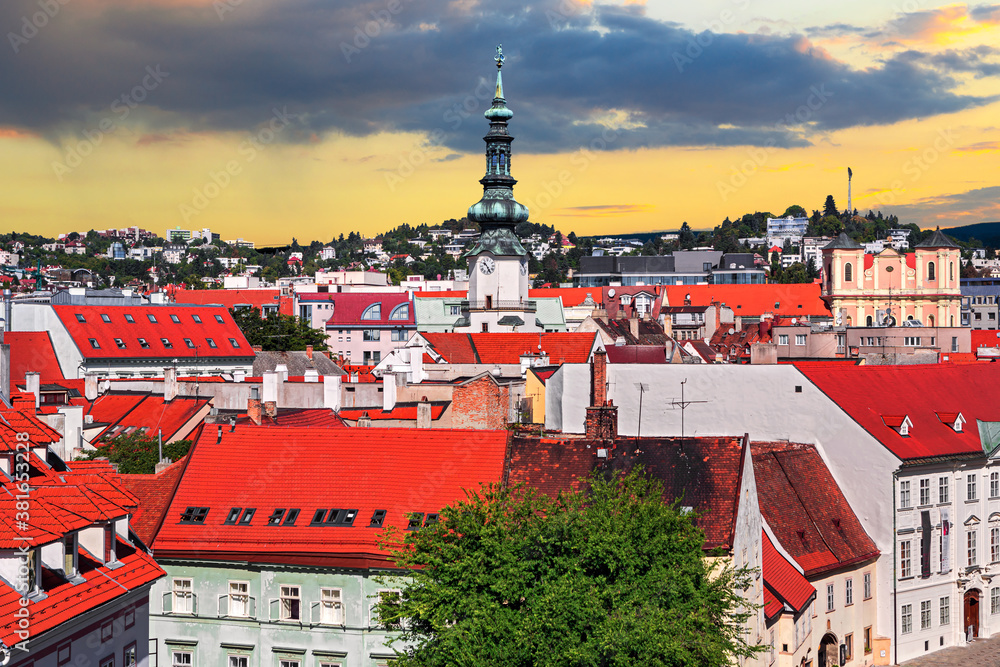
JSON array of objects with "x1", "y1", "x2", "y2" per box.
[
  {"x1": 82, "y1": 431, "x2": 192, "y2": 474},
  {"x1": 782, "y1": 205, "x2": 807, "y2": 218},
  {"x1": 678, "y1": 221, "x2": 696, "y2": 250},
  {"x1": 376, "y1": 469, "x2": 762, "y2": 667},
  {"x1": 823, "y1": 195, "x2": 839, "y2": 217},
  {"x1": 230, "y1": 306, "x2": 328, "y2": 351}
]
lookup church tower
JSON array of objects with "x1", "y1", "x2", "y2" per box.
[{"x1": 462, "y1": 45, "x2": 537, "y2": 333}]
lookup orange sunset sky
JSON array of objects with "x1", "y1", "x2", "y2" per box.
[{"x1": 0, "y1": 0, "x2": 998, "y2": 245}]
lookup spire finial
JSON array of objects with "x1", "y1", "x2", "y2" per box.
[{"x1": 495, "y1": 44, "x2": 504, "y2": 69}]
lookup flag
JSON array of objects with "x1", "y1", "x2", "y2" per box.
[{"x1": 848, "y1": 167, "x2": 853, "y2": 179}]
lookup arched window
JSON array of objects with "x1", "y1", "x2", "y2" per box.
[
  {"x1": 866, "y1": 315, "x2": 873, "y2": 327},
  {"x1": 844, "y1": 262, "x2": 853, "y2": 283},
  {"x1": 491, "y1": 154, "x2": 499, "y2": 173},
  {"x1": 499, "y1": 153, "x2": 506, "y2": 172},
  {"x1": 950, "y1": 262, "x2": 954, "y2": 281},
  {"x1": 361, "y1": 303, "x2": 381, "y2": 320},
  {"x1": 928, "y1": 314, "x2": 935, "y2": 327},
  {"x1": 928, "y1": 261, "x2": 936, "y2": 281},
  {"x1": 389, "y1": 303, "x2": 409, "y2": 321}
]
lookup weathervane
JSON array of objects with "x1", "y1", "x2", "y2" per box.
[{"x1": 495, "y1": 44, "x2": 504, "y2": 69}]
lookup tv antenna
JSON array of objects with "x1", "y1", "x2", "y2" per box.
[{"x1": 670, "y1": 379, "x2": 707, "y2": 448}]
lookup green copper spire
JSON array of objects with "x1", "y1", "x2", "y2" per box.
[{"x1": 465, "y1": 44, "x2": 529, "y2": 258}]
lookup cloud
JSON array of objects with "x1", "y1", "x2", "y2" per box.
[
  {"x1": 550, "y1": 204, "x2": 654, "y2": 217},
  {"x1": 0, "y1": 0, "x2": 995, "y2": 155},
  {"x1": 891, "y1": 186, "x2": 1000, "y2": 227}
]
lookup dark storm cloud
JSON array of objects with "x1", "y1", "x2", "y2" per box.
[
  {"x1": 0, "y1": 0, "x2": 994, "y2": 153},
  {"x1": 891, "y1": 186, "x2": 1000, "y2": 227},
  {"x1": 895, "y1": 47, "x2": 1000, "y2": 78}
]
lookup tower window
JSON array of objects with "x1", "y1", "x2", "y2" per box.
[
  {"x1": 928, "y1": 261, "x2": 936, "y2": 281},
  {"x1": 844, "y1": 262, "x2": 853, "y2": 283}
]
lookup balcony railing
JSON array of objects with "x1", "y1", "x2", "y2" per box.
[{"x1": 463, "y1": 299, "x2": 537, "y2": 312}]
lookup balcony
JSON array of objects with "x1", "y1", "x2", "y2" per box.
[{"x1": 463, "y1": 299, "x2": 537, "y2": 312}]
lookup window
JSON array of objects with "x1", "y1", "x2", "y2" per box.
[
  {"x1": 123, "y1": 644, "x2": 136, "y2": 667},
  {"x1": 215, "y1": 314, "x2": 225, "y2": 324},
  {"x1": 179, "y1": 507, "x2": 208, "y2": 524},
  {"x1": 76, "y1": 313, "x2": 87, "y2": 323},
  {"x1": 826, "y1": 583, "x2": 834, "y2": 611},
  {"x1": 228, "y1": 657, "x2": 248, "y2": 667},
  {"x1": 267, "y1": 509, "x2": 285, "y2": 525},
  {"x1": 863, "y1": 572, "x2": 871, "y2": 600},
  {"x1": 992, "y1": 527, "x2": 1000, "y2": 563},
  {"x1": 968, "y1": 530, "x2": 977, "y2": 567},
  {"x1": 184, "y1": 338, "x2": 195, "y2": 349},
  {"x1": 58, "y1": 643, "x2": 72, "y2": 665},
  {"x1": 89, "y1": 338, "x2": 101, "y2": 349},
  {"x1": 173, "y1": 578, "x2": 193, "y2": 614},
  {"x1": 229, "y1": 338, "x2": 240, "y2": 348},
  {"x1": 278, "y1": 661, "x2": 299, "y2": 667},
  {"x1": 363, "y1": 329, "x2": 380, "y2": 341},
  {"x1": 919, "y1": 478, "x2": 930, "y2": 506},
  {"x1": 171, "y1": 652, "x2": 191, "y2": 667},
  {"x1": 864, "y1": 626, "x2": 872, "y2": 653},
  {"x1": 229, "y1": 581, "x2": 249, "y2": 617},
  {"x1": 845, "y1": 578, "x2": 853, "y2": 606},
  {"x1": 162, "y1": 338, "x2": 173, "y2": 349},
  {"x1": 901, "y1": 603, "x2": 913, "y2": 633},
  {"x1": 900, "y1": 541, "x2": 912, "y2": 577},
  {"x1": 389, "y1": 303, "x2": 409, "y2": 320},
  {"x1": 238, "y1": 508, "x2": 255, "y2": 525},
  {"x1": 125, "y1": 314, "x2": 135, "y2": 323},
  {"x1": 370, "y1": 509, "x2": 387, "y2": 527},
  {"x1": 921, "y1": 600, "x2": 932, "y2": 629},
  {"x1": 170, "y1": 314, "x2": 181, "y2": 323},
  {"x1": 969, "y1": 474, "x2": 977, "y2": 501},
  {"x1": 391, "y1": 329, "x2": 407, "y2": 342},
  {"x1": 904, "y1": 336, "x2": 921, "y2": 346},
  {"x1": 993, "y1": 588, "x2": 1000, "y2": 615},
  {"x1": 795, "y1": 334, "x2": 806, "y2": 346},
  {"x1": 371, "y1": 590, "x2": 401, "y2": 628},
  {"x1": 147, "y1": 314, "x2": 158, "y2": 323},
  {"x1": 280, "y1": 585, "x2": 300, "y2": 621},
  {"x1": 778, "y1": 334, "x2": 789, "y2": 346},
  {"x1": 844, "y1": 633, "x2": 853, "y2": 661},
  {"x1": 101, "y1": 313, "x2": 111, "y2": 323},
  {"x1": 940, "y1": 476, "x2": 950, "y2": 504},
  {"x1": 844, "y1": 262, "x2": 853, "y2": 282},
  {"x1": 321, "y1": 587, "x2": 344, "y2": 625},
  {"x1": 992, "y1": 472, "x2": 999, "y2": 498},
  {"x1": 192, "y1": 314, "x2": 202, "y2": 323},
  {"x1": 449, "y1": 305, "x2": 460, "y2": 316},
  {"x1": 102, "y1": 620, "x2": 114, "y2": 641},
  {"x1": 900, "y1": 480, "x2": 911, "y2": 508},
  {"x1": 224, "y1": 507, "x2": 242, "y2": 525},
  {"x1": 138, "y1": 338, "x2": 150, "y2": 349},
  {"x1": 928, "y1": 261, "x2": 936, "y2": 281},
  {"x1": 940, "y1": 596, "x2": 950, "y2": 625},
  {"x1": 283, "y1": 508, "x2": 299, "y2": 525},
  {"x1": 361, "y1": 303, "x2": 382, "y2": 320},
  {"x1": 206, "y1": 338, "x2": 217, "y2": 349}
]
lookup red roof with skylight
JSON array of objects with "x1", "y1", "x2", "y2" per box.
[{"x1": 420, "y1": 332, "x2": 600, "y2": 365}]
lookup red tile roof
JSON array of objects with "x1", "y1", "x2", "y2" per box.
[
  {"x1": 53, "y1": 304, "x2": 255, "y2": 360},
  {"x1": 796, "y1": 363, "x2": 1000, "y2": 460},
  {"x1": 4, "y1": 331, "x2": 65, "y2": 382},
  {"x1": 338, "y1": 403, "x2": 447, "y2": 421},
  {"x1": 90, "y1": 393, "x2": 211, "y2": 442},
  {"x1": 507, "y1": 436, "x2": 598, "y2": 497},
  {"x1": 663, "y1": 284, "x2": 829, "y2": 317},
  {"x1": 761, "y1": 530, "x2": 815, "y2": 619},
  {"x1": 605, "y1": 345, "x2": 667, "y2": 364},
  {"x1": 120, "y1": 457, "x2": 190, "y2": 545},
  {"x1": 528, "y1": 287, "x2": 598, "y2": 308},
  {"x1": 420, "y1": 332, "x2": 600, "y2": 365},
  {"x1": 321, "y1": 292, "x2": 414, "y2": 327},
  {"x1": 971, "y1": 329, "x2": 1000, "y2": 350},
  {"x1": 752, "y1": 442, "x2": 879, "y2": 577},
  {"x1": 235, "y1": 408, "x2": 346, "y2": 428},
  {"x1": 170, "y1": 287, "x2": 293, "y2": 316},
  {"x1": 152, "y1": 425, "x2": 509, "y2": 567}
]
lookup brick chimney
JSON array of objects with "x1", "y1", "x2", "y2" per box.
[
  {"x1": 585, "y1": 400, "x2": 618, "y2": 441},
  {"x1": 263, "y1": 401, "x2": 277, "y2": 419},
  {"x1": 306, "y1": 345, "x2": 313, "y2": 360},
  {"x1": 247, "y1": 397, "x2": 262, "y2": 425},
  {"x1": 590, "y1": 349, "x2": 608, "y2": 407},
  {"x1": 629, "y1": 316, "x2": 639, "y2": 341}
]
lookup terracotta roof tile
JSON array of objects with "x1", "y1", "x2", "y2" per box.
[
  {"x1": 421, "y1": 332, "x2": 599, "y2": 365},
  {"x1": 762, "y1": 530, "x2": 815, "y2": 618}
]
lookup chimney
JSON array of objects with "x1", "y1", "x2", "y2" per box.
[
  {"x1": 585, "y1": 399, "x2": 618, "y2": 441},
  {"x1": 263, "y1": 400, "x2": 277, "y2": 418},
  {"x1": 252, "y1": 345, "x2": 263, "y2": 353},
  {"x1": 233, "y1": 369, "x2": 246, "y2": 383},
  {"x1": 629, "y1": 316, "x2": 639, "y2": 341},
  {"x1": 590, "y1": 349, "x2": 608, "y2": 407},
  {"x1": 25, "y1": 371, "x2": 40, "y2": 408},
  {"x1": 383, "y1": 372, "x2": 397, "y2": 412},
  {"x1": 247, "y1": 395, "x2": 262, "y2": 425},
  {"x1": 324, "y1": 374, "x2": 342, "y2": 411},
  {"x1": 262, "y1": 371, "x2": 279, "y2": 405},
  {"x1": 304, "y1": 367, "x2": 319, "y2": 382},
  {"x1": 164, "y1": 367, "x2": 178, "y2": 402},
  {"x1": 274, "y1": 363, "x2": 289, "y2": 382},
  {"x1": 85, "y1": 373, "x2": 99, "y2": 401},
  {"x1": 154, "y1": 458, "x2": 174, "y2": 474},
  {"x1": 416, "y1": 397, "x2": 432, "y2": 428},
  {"x1": 306, "y1": 345, "x2": 313, "y2": 360},
  {"x1": 358, "y1": 410, "x2": 372, "y2": 427}
]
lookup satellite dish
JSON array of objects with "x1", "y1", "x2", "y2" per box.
[
  {"x1": 835, "y1": 314, "x2": 843, "y2": 326},
  {"x1": 608, "y1": 288, "x2": 616, "y2": 297},
  {"x1": 728, "y1": 327, "x2": 735, "y2": 335},
  {"x1": 791, "y1": 318, "x2": 797, "y2": 325}
]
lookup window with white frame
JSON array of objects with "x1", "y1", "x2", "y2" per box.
[
  {"x1": 992, "y1": 472, "x2": 999, "y2": 498},
  {"x1": 845, "y1": 578, "x2": 853, "y2": 606},
  {"x1": 769, "y1": 629, "x2": 775, "y2": 664},
  {"x1": 919, "y1": 479, "x2": 931, "y2": 506},
  {"x1": 363, "y1": 329, "x2": 380, "y2": 341},
  {"x1": 940, "y1": 476, "x2": 950, "y2": 504},
  {"x1": 969, "y1": 474, "x2": 978, "y2": 501},
  {"x1": 863, "y1": 572, "x2": 871, "y2": 600},
  {"x1": 795, "y1": 334, "x2": 807, "y2": 346},
  {"x1": 901, "y1": 604, "x2": 913, "y2": 633},
  {"x1": 968, "y1": 531, "x2": 978, "y2": 567},
  {"x1": 900, "y1": 541, "x2": 912, "y2": 578},
  {"x1": 904, "y1": 336, "x2": 921, "y2": 346},
  {"x1": 173, "y1": 578, "x2": 193, "y2": 614},
  {"x1": 900, "y1": 480, "x2": 911, "y2": 508},
  {"x1": 940, "y1": 596, "x2": 950, "y2": 624},
  {"x1": 391, "y1": 329, "x2": 407, "y2": 342},
  {"x1": 371, "y1": 590, "x2": 402, "y2": 628},
  {"x1": 993, "y1": 588, "x2": 1000, "y2": 615},
  {"x1": 320, "y1": 588, "x2": 344, "y2": 625},
  {"x1": 279, "y1": 660, "x2": 300, "y2": 667},
  {"x1": 777, "y1": 334, "x2": 788, "y2": 346},
  {"x1": 280, "y1": 585, "x2": 301, "y2": 621},
  {"x1": 993, "y1": 528, "x2": 1000, "y2": 563},
  {"x1": 229, "y1": 581, "x2": 249, "y2": 617},
  {"x1": 921, "y1": 600, "x2": 932, "y2": 629},
  {"x1": 171, "y1": 652, "x2": 192, "y2": 667},
  {"x1": 123, "y1": 644, "x2": 136, "y2": 667},
  {"x1": 826, "y1": 583, "x2": 834, "y2": 612},
  {"x1": 227, "y1": 657, "x2": 248, "y2": 667}
]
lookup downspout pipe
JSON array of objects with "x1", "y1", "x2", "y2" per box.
[{"x1": 893, "y1": 466, "x2": 899, "y2": 666}]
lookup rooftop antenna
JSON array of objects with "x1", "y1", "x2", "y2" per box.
[
  {"x1": 847, "y1": 167, "x2": 853, "y2": 216},
  {"x1": 634, "y1": 383, "x2": 649, "y2": 445},
  {"x1": 670, "y1": 379, "x2": 707, "y2": 449}
]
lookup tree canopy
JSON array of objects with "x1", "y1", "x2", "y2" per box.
[
  {"x1": 376, "y1": 469, "x2": 761, "y2": 667},
  {"x1": 230, "y1": 306, "x2": 329, "y2": 351},
  {"x1": 82, "y1": 431, "x2": 192, "y2": 474}
]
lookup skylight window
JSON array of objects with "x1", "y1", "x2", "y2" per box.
[
  {"x1": 267, "y1": 509, "x2": 286, "y2": 526},
  {"x1": 192, "y1": 314, "x2": 202, "y2": 324},
  {"x1": 76, "y1": 313, "x2": 87, "y2": 323},
  {"x1": 89, "y1": 338, "x2": 100, "y2": 349},
  {"x1": 406, "y1": 512, "x2": 425, "y2": 531},
  {"x1": 361, "y1": 303, "x2": 382, "y2": 320},
  {"x1": 170, "y1": 314, "x2": 181, "y2": 323},
  {"x1": 424, "y1": 513, "x2": 440, "y2": 527},
  {"x1": 206, "y1": 338, "x2": 217, "y2": 349},
  {"x1": 215, "y1": 314, "x2": 225, "y2": 324},
  {"x1": 238, "y1": 508, "x2": 255, "y2": 525},
  {"x1": 114, "y1": 338, "x2": 126, "y2": 349},
  {"x1": 162, "y1": 338, "x2": 173, "y2": 349},
  {"x1": 283, "y1": 509, "x2": 300, "y2": 525},
  {"x1": 138, "y1": 338, "x2": 150, "y2": 349},
  {"x1": 224, "y1": 508, "x2": 242, "y2": 525},
  {"x1": 311, "y1": 509, "x2": 328, "y2": 525},
  {"x1": 229, "y1": 338, "x2": 240, "y2": 348},
  {"x1": 370, "y1": 510, "x2": 387, "y2": 527},
  {"x1": 180, "y1": 507, "x2": 209, "y2": 524},
  {"x1": 125, "y1": 314, "x2": 135, "y2": 323},
  {"x1": 184, "y1": 338, "x2": 195, "y2": 349},
  {"x1": 100, "y1": 314, "x2": 111, "y2": 323},
  {"x1": 147, "y1": 314, "x2": 158, "y2": 323}
]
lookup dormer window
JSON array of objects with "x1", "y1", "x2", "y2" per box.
[
  {"x1": 883, "y1": 415, "x2": 913, "y2": 436},
  {"x1": 64, "y1": 532, "x2": 78, "y2": 578},
  {"x1": 180, "y1": 507, "x2": 209, "y2": 524},
  {"x1": 937, "y1": 412, "x2": 966, "y2": 433}
]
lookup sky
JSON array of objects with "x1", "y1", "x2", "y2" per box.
[{"x1": 0, "y1": 0, "x2": 998, "y2": 245}]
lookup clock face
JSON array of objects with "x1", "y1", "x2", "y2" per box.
[
  {"x1": 479, "y1": 256, "x2": 496, "y2": 275},
  {"x1": 520, "y1": 257, "x2": 528, "y2": 275}
]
